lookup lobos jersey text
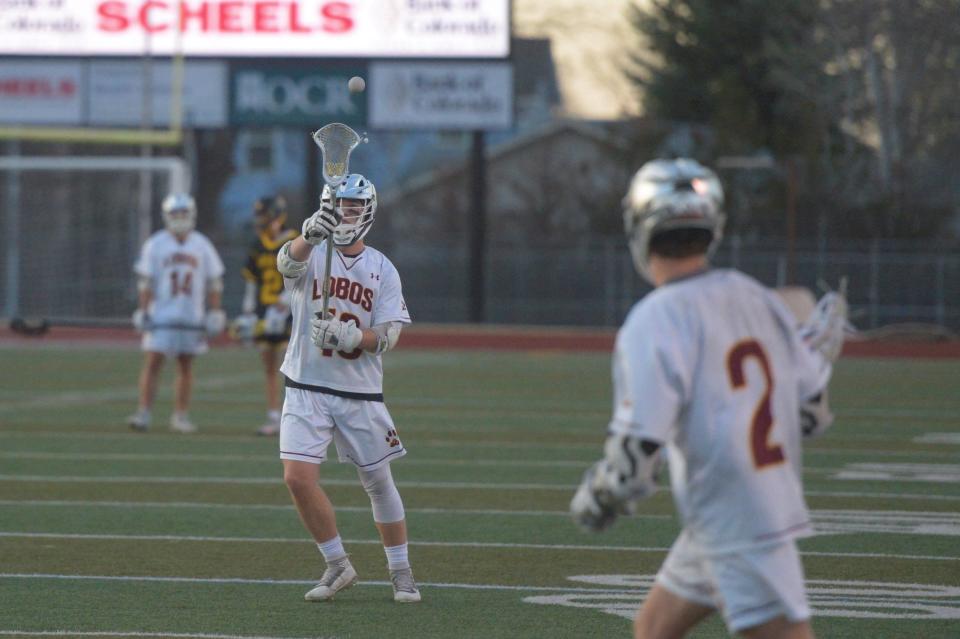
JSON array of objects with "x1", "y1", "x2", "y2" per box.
[
  {"x1": 280, "y1": 243, "x2": 411, "y2": 395},
  {"x1": 610, "y1": 269, "x2": 828, "y2": 554},
  {"x1": 134, "y1": 230, "x2": 224, "y2": 325}
]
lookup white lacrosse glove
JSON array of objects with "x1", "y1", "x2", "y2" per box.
[
  {"x1": 263, "y1": 304, "x2": 290, "y2": 336},
  {"x1": 800, "y1": 390, "x2": 834, "y2": 438},
  {"x1": 205, "y1": 309, "x2": 227, "y2": 336},
  {"x1": 800, "y1": 290, "x2": 848, "y2": 362},
  {"x1": 301, "y1": 200, "x2": 342, "y2": 246},
  {"x1": 311, "y1": 317, "x2": 363, "y2": 352},
  {"x1": 132, "y1": 309, "x2": 148, "y2": 333},
  {"x1": 231, "y1": 313, "x2": 258, "y2": 341},
  {"x1": 570, "y1": 461, "x2": 625, "y2": 533}
]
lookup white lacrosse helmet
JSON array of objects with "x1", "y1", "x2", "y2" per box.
[
  {"x1": 321, "y1": 173, "x2": 377, "y2": 247},
  {"x1": 161, "y1": 192, "x2": 197, "y2": 235},
  {"x1": 622, "y1": 158, "x2": 725, "y2": 282}
]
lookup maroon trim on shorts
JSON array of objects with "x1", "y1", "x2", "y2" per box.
[
  {"x1": 352, "y1": 447, "x2": 406, "y2": 468},
  {"x1": 280, "y1": 450, "x2": 325, "y2": 460}
]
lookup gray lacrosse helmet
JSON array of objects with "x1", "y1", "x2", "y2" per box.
[
  {"x1": 622, "y1": 158, "x2": 725, "y2": 283},
  {"x1": 321, "y1": 173, "x2": 378, "y2": 247},
  {"x1": 161, "y1": 192, "x2": 197, "y2": 235}
]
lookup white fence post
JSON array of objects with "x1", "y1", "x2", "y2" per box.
[
  {"x1": 3, "y1": 141, "x2": 20, "y2": 318},
  {"x1": 869, "y1": 239, "x2": 880, "y2": 328}
]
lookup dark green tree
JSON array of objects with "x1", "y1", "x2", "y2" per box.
[
  {"x1": 626, "y1": 0, "x2": 960, "y2": 240},
  {"x1": 627, "y1": 0, "x2": 822, "y2": 156}
]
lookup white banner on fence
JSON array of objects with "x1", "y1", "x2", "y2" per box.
[
  {"x1": 0, "y1": 61, "x2": 84, "y2": 125},
  {"x1": 0, "y1": 0, "x2": 509, "y2": 58},
  {"x1": 369, "y1": 62, "x2": 513, "y2": 130},
  {"x1": 88, "y1": 61, "x2": 228, "y2": 128}
]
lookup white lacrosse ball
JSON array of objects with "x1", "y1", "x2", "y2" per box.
[{"x1": 348, "y1": 76, "x2": 365, "y2": 93}]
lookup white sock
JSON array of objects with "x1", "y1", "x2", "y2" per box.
[
  {"x1": 384, "y1": 543, "x2": 409, "y2": 571},
  {"x1": 267, "y1": 409, "x2": 280, "y2": 423},
  {"x1": 317, "y1": 535, "x2": 347, "y2": 563}
]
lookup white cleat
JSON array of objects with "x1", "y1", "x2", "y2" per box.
[
  {"x1": 169, "y1": 413, "x2": 197, "y2": 434},
  {"x1": 304, "y1": 559, "x2": 358, "y2": 601},
  {"x1": 127, "y1": 410, "x2": 151, "y2": 432},
  {"x1": 256, "y1": 422, "x2": 280, "y2": 436},
  {"x1": 390, "y1": 567, "x2": 421, "y2": 603}
]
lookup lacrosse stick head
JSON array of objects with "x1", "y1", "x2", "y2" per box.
[{"x1": 312, "y1": 123, "x2": 362, "y2": 188}]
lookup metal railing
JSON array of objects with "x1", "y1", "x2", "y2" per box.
[{"x1": 5, "y1": 233, "x2": 957, "y2": 332}]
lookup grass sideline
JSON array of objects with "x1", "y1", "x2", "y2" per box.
[{"x1": 0, "y1": 342, "x2": 958, "y2": 638}]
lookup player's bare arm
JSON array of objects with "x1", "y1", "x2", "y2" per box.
[
  {"x1": 132, "y1": 277, "x2": 153, "y2": 332},
  {"x1": 205, "y1": 279, "x2": 226, "y2": 336}
]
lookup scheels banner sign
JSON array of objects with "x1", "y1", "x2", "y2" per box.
[{"x1": 0, "y1": 0, "x2": 509, "y2": 58}]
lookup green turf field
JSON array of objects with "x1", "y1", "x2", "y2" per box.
[{"x1": 0, "y1": 342, "x2": 958, "y2": 638}]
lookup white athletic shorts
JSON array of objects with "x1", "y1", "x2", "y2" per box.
[
  {"x1": 656, "y1": 530, "x2": 811, "y2": 633},
  {"x1": 279, "y1": 387, "x2": 406, "y2": 471},
  {"x1": 142, "y1": 328, "x2": 208, "y2": 356}
]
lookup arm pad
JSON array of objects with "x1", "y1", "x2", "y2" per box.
[
  {"x1": 277, "y1": 240, "x2": 307, "y2": 278},
  {"x1": 371, "y1": 321, "x2": 402, "y2": 354},
  {"x1": 800, "y1": 390, "x2": 834, "y2": 438},
  {"x1": 599, "y1": 434, "x2": 662, "y2": 502},
  {"x1": 570, "y1": 434, "x2": 662, "y2": 532}
]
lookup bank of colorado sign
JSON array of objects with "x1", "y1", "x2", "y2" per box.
[{"x1": 0, "y1": 0, "x2": 509, "y2": 58}]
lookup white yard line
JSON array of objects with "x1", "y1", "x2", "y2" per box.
[
  {"x1": 0, "y1": 531, "x2": 956, "y2": 562},
  {"x1": 841, "y1": 408, "x2": 960, "y2": 420},
  {"x1": 0, "y1": 634, "x2": 291, "y2": 639},
  {"x1": 7, "y1": 500, "x2": 960, "y2": 538},
  {"x1": 3, "y1": 450, "x2": 952, "y2": 470},
  {"x1": 0, "y1": 531, "x2": 661, "y2": 552},
  {"x1": 0, "y1": 572, "x2": 634, "y2": 594},
  {"x1": 0, "y1": 499, "x2": 670, "y2": 519},
  {"x1": 0, "y1": 474, "x2": 575, "y2": 491},
  {"x1": 0, "y1": 373, "x2": 261, "y2": 415},
  {"x1": 803, "y1": 489, "x2": 960, "y2": 502},
  {"x1": 2, "y1": 430, "x2": 955, "y2": 461},
  {"x1": 2, "y1": 473, "x2": 959, "y2": 502},
  {"x1": 0, "y1": 452, "x2": 590, "y2": 469},
  {"x1": 913, "y1": 433, "x2": 960, "y2": 445}
]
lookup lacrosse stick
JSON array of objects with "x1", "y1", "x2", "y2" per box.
[{"x1": 311, "y1": 123, "x2": 363, "y2": 320}]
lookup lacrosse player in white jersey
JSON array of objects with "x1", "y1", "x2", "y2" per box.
[
  {"x1": 274, "y1": 173, "x2": 419, "y2": 603},
  {"x1": 127, "y1": 193, "x2": 226, "y2": 434},
  {"x1": 570, "y1": 159, "x2": 847, "y2": 639}
]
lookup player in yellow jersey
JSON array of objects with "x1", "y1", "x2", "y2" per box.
[{"x1": 234, "y1": 196, "x2": 299, "y2": 435}]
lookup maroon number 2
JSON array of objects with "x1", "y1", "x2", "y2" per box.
[{"x1": 727, "y1": 339, "x2": 785, "y2": 469}]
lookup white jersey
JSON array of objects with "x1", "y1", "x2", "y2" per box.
[
  {"x1": 610, "y1": 269, "x2": 828, "y2": 554},
  {"x1": 280, "y1": 243, "x2": 411, "y2": 396},
  {"x1": 134, "y1": 230, "x2": 225, "y2": 326}
]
